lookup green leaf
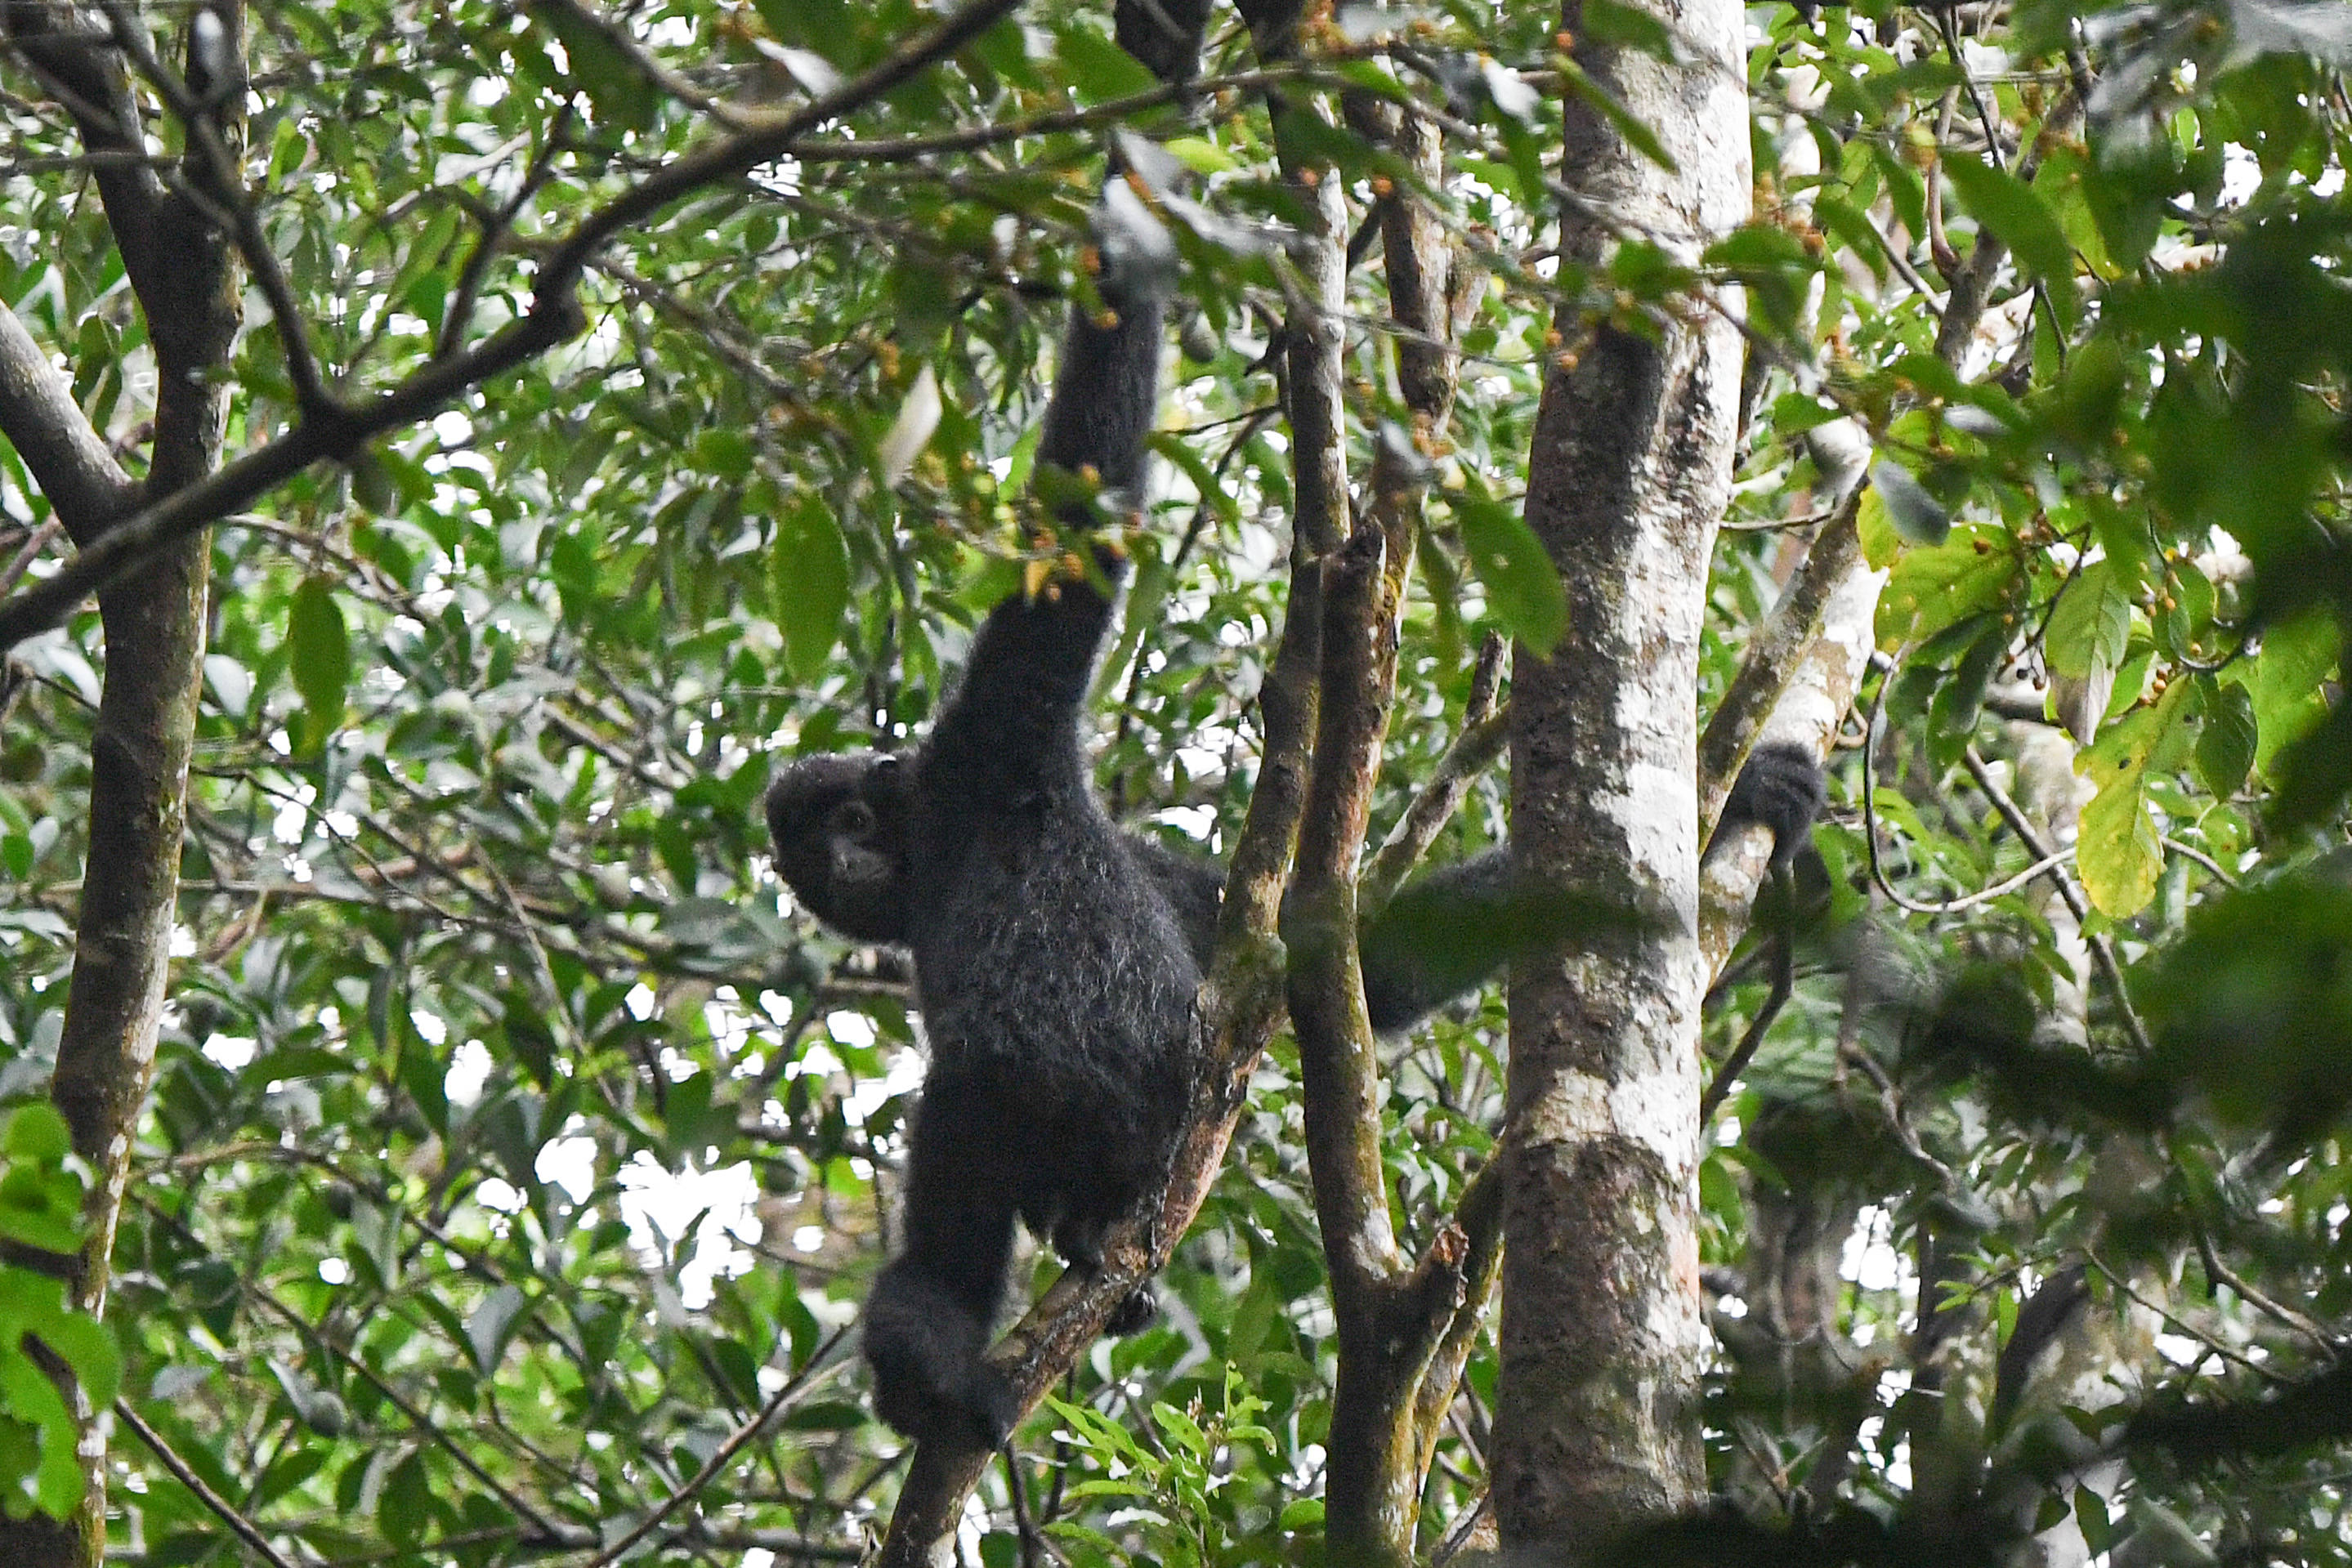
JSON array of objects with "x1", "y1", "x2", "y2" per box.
[
  {"x1": 2055, "y1": 335, "x2": 2127, "y2": 448},
  {"x1": 2269, "y1": 693, "x2": 2352, "y2": 834},
  {"x1": 38, "y1": 1312, "x2": 119, "y2": 1408},
  {"x1": 1941, "y1": 151, "x2": 2075, "y2": 284},
  {"x1": 288, "y1": 575, "x2": 350, "y2": 730},
  {"x1": 1812, "y1": 193, "x2": 1892, "y2": 283},
  {"x1": 1875, "y1": 525, "x2": 2014, "y2": 648},
  {"x1": 1054, "y1": 24, "x2": 1156, "y2": 102},
  {"x1": 1578, "y1": 0, "x2": 1677, "y2": 56},
  {"x1": 2251, "y1": 608, "x2": 2341, "y2": 771},
  {"x1": 1868, "y1": 458, "x2": 1951, "y2": 546},
  {"x1": 692, "y1": 428, "x2": 754, "y2": 481},
  {"x1": 2074, "y1": 1485, "x2": 2114, "y2": 1555},
  {"x1": 2044, "y1": 559, "x2": 2132, "y2": 680},
  {"x1": 466, "y1": 1284, "x2": 530, "y2": 1376},
  {"x1": 538, "y1": 2, "x2": 660, "y2": 132},
  {"x1": 2195, "y1": 677, "x2": 2257, "y2": 799},
  {"x1": 378, "y1": 1449, "x2": 433, "y2": 1547},
  {"x1": 2078, "y1": 682, "x2": 2192, "y2": 918},
  {"x1": 1, "y1": 1106, "x2": 69, "y2": 1164},
  {"x1": 1455, "y1": 498, "x2": 1568, "y2": 657},
  {"x1": 1163, "y1": 136, "x2": 1238, "y2": 176},
  {"x1": 771, "y1": 494, "x2": 852, "y2": 683}
]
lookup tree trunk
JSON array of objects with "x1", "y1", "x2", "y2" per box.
[
  {"x1": 0, "y1": 8, "x2": 245, "y2": 1562},
  {"x1": 1491, "y1": 0, "x2": 1750, "y2": 1557}
]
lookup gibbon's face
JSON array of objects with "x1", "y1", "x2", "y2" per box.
[{"x1": 764, "y1": 752, "x2": 911, "y2": 944}]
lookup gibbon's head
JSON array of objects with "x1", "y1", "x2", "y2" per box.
[{"x1": 764, "y1": 751, "x2": 913, "y2": 944}]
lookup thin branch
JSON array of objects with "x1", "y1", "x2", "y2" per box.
[
  {"x1": 0, "y1": 0, "x2": 170, "y2": 291},
  {"x1": 1854, "y1": 686, "x2": 1971, "y2": 918},
  {"x1": 1364, "y1": 642, "x2": 1505, "y2": 908},
  {"x1": 2193, "y1": 1230, "x2": 2338, "y2": 1351},
  {"x1": 0, "y1": 516, "x2": 63, "y2": 594},
  {"x1": 1290, "y1": 525, "x2": 1405, "y2": 1300},
  {"x1": 2162, "y1": 835, "x2": 2241, "y2": 890},
  {"x1": 1700, "y1": 904, "x2": 1791, "y2": 1119},
  {"x1": 1844, "y1": 1033, "x2": 1962, "y2": 1192},
  {"x1": 2082, "y1": 1252, "x2": 2287, "y2": 1387},
  {"x1": 530, "y1": 0, "x2": 753, "y2": 127},
  {"x1": 1696, "y1": 466, "x2": 1867, "y2": 842},
  {"x1": 1430, "y1": 1491, "x2": 1491, "y2": 1567},
  {"x1": 172, "y1": 1232, "x2": 578, "y2": 1543},
  {"x1": 773, "y1": 66, "x2": 1308, "y2": 164},
  {"x1": 576, "y1": 1327, "x2": 853, "y2": 1568},
  {"x1": 1871, "y1": 215, "x2": 1948, "y2": 315},
  {"x1": 1937, "y1": 7, "x2": 2006, "y2": 172},
  {"x1": 114, "y1": 1398, "x2": 302, "y2": 1568},
  {"x1": 438, "y1": 108, "x2": 575, "y2": 361}
]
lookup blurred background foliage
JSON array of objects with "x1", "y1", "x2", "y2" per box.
[{"x1": 0, "y1": 0, "x2": 2349, "y2": 1561}]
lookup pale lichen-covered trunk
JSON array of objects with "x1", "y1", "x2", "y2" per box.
[{"x1": 1492, "y1": 0, "x2": 1751, "y2": 1555}]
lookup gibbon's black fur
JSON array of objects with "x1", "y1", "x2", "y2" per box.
[
  {"x1": 762, "y1": 184, "x2": 1185, "y2": 1453},
  {"x1": 771, "y1": 743, "x2": 1828, "y2": 1037},
  {"x1": 1114, "y1": 0, "x2": 1214, "y2": 83}
]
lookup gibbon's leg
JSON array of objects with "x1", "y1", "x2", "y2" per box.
[{"x1": 862, "y1": 1075, "x2": 1023, "y2": 1448}]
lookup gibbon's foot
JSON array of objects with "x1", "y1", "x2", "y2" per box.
[
  {"x1": 864, "y1": 1262, "x2": 1019, "y2": 1449},
  {"x1": 1104, "y1": 1282, "x2": 1160, "y2": 1338}
]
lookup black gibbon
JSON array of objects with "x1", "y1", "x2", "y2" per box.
[{"x1": 767, "y1": 181, "x2": 1188, "y2": 1453}]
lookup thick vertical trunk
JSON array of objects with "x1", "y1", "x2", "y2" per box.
[
  {"x1": 0, "y1": 10, "x2": 247, "y2": 1562},
  {"x1": 1492, "y1": 0, "x2": 1751, "y2": 1557}
]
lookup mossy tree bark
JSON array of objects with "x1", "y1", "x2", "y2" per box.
[{"x1": 1491, "y1": 0, "x2": 1751, "y2": 1556}]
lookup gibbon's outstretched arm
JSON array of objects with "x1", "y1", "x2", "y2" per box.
[
  {"x1": 771, "y1": 744, "x2": 1829, "y2": 1034},
  {"x1": 919, "y1": 186, "x2": 1178, "y2": 812}
]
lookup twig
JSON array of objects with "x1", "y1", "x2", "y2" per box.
[
  {"x1": 1429, "y1": 1490, "x2": 1491, "y2": 1567},
  {"x1": 1364, "y1": 633, "x2": 1507, "y2": 906},
  {"x1": 2193, "y1": 1229, "x2": 2338, "y2": 1351},
  {"x1": 145, "y1": 1211, "x2": 580, "y2": 1545},
  {"x1": 577, "y1": 1326, "x2": 852, "y2": 1568},
  {"x1": 438, "y1": 107, "x2": 575, "y2": 360},
  {"x1": 772, "y1": 64, "x2": 1303, "y2": 163},
  {"x1": 1001, "y1": 1444, "x2": 1063, "y2": 1568},
  {"x1": 0, "y1": 516, "x2": 64, "y2": 594},
  {"x1": 1854, "y1": 672, "x2": 2003, "y2": 918},
  {"x1": 2162, "y1": 835, "x2": 2241, "y2": 890},
  {"x1": 1844, "y1": 1035, "x2": 1961, "y2": 1191},
  {"x1": 530, "y1": 0, "x2": 753, "y2": 127},
  {"x1": 1700, "y1": 887, "x2": 1792, "y2": 1119},
  {"x1": 115, "y1": 1398, "x2": 304, "y2": 1568},
  {"x1": 1936, "y1": 7, "x2": 2006, "y2": 172},
  {"x1": 2081, "y1": 1253, "x2": 2286, "y2": 1386}
]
